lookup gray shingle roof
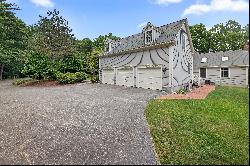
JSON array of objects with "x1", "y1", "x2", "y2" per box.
[
  {"x1": 102, "y1": 19, "x2": 187, "y2": 56},
  {"x1": 194, "y1": 50, "x2": 249, "y2": 68}
]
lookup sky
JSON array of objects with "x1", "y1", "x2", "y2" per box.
[{"x1": 8, "y1": 0, "x2": 249, "y2": 40}]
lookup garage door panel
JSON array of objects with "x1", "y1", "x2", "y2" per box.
[
  {"x1": 102, "y1": 69, "x2": 115, "y2": 85},
  {"x1": 116, "y1": 68, "x2": 134, "y2": 87},
  {"x1": 137, "y1": 67, "x2": 162, "y2": 90}
]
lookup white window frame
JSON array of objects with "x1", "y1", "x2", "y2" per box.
[
  {"x1": 199, "y1": 68, "x2": 207, "y2": 78},
  {"x1": 145, "y1": 30, "x2": 153, "y2": 44},
  {"x1": 221, "y1": 67, "x2": 230, "y2": 78}
]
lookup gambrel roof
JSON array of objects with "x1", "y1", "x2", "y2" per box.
[
  {"x1": 100, "y1": 18, "x2": 194, "y2": 57},
  {"x1": 194, "y1": 50, "x2": 249, "y2": 68}
]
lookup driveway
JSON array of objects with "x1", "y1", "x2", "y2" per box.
[{"x1": 0, "y1": 80, "x2": 163, "y2": 165}]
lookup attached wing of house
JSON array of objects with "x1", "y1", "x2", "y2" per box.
[
  {"x1": 193, "y1": 50, "x2": 249, "y2": 86},
  {"x1": 99, "y1": 19, "x2": 195, "y2": 92}
]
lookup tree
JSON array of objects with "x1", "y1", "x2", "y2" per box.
[
  {"x1": 93, "y1": 33, "x2": 120, "y2": 51},
  {"x1": 30, "y1": 9, "x2": 75, "y2": 59},
  {"x1": 88, "y1": 49, "x2": 101, "y2": 82},
  {"x1": 75, "y1": 38, "x2": 93, "y2": 72},
  {"x1": 243, "y1": 24, "x2": 249, "y2": 43},
  {"x1": 209, "y1": 20, "x2": 245, "y2": 52},
  {"x1": 76, "y1": 38, "x2": 93, "y2": 55},
  {"x1": 190, "y1": 23, "x2": 212, "y2": 53},
  {"x1": 0, "y1": 0, "x2": 28, "y2": 79},
  {"x1": 190, "y1": 20, "x2": 249, "y2": 53}
]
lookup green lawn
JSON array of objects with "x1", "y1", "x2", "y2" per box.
[{"x1": 146, "y1": 86, "x2": 249, "y2": 165}]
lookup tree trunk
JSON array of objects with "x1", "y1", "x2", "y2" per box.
[{"x1": 0, "y1": 64, "x2": 4, "y2": 80}]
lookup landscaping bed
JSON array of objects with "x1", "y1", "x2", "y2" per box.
[
  {"x1": 158, "y1": 85, "x2": 216, "y2": 100},
  {"x1": 146, "y1": 86, "x2": 249, "y2": 165}
]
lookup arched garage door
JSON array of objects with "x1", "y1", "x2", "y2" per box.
[
  {"x1": 116, "y1": 67, "x2": 134, "y2": 87},
  {"x1": 102, "y1": 69, "x2": 115, "y2": 85},
  {"x1": 136, "y1": 66, "x2": 162, "y2": 90}
]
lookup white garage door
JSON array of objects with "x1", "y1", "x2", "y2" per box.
[
  {"x1": 116, "y1": 68, "x2": 134, "y2": 87},
  {"x1": 137, "y1": 67, "x2": 162, "y2": 90},
  {"x1": 102, "y1": 69, "x2": 115, "y2": 85}
]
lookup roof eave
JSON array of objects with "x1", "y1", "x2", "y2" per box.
[{"x1": 99, "y1": 41, "x2": 175, "y2": 58}]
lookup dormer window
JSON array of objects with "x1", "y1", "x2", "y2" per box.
[
  {"x1": 146, "y1": 30, "x2": 153, "y2": 44},
  {"x1": 143, "y1": 22, "x2": 160, "y2": 45}
]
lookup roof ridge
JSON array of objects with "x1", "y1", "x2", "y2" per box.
[
  {"x1": 157, "y1": 18, "x2": 187, "y2": 28},
  {"x1": 198, "y1": 49, "x2": 249, "y2": 56},
  {"x1": 114, "y1": 18, "x2": 187, "y2": 41}
]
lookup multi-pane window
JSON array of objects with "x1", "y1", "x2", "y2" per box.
[
  {"x1": 200, "y1": 68, "x2": 206, "y2": 78},
  {"x1": 221, "y1": 68, "x2": 229, "y2": 77},
  {"x1": 146, "y1": 30, "x2": 153, "y2": 43}
]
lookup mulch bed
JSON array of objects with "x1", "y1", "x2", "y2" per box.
[
  {"x1": 19, "y1": 80, "x2": 63, "y2": 87},
  {"x1": 158, "y1": 85, "x2": 216, "y2": 100}
]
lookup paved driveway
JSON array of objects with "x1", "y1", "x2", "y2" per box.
[{"x1": 0, "y1": 80, "x2": 163, "y2": 165}]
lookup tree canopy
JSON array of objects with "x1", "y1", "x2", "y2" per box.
[
  {"x1": 190, "y1": 20, "x2": 249, "y2": 53},
  {"x1": 29, "y1": 9, "x2": 76, "y2": 59}
]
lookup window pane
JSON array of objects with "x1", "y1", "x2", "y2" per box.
[
  {"x1": 200, "y1": 68, "x2": 206, "y2": 78},
  {"x1": 221, "y1": 68, "x2": 229, "y2": 77}
]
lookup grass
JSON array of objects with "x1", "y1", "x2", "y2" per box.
[{"x1": 146, "y1": 86, "x2": 249, "y2": 165}]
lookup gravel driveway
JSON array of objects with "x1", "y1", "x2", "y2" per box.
[{"x1": 0, "y1": 80, "x2": 163, "y2": 165}]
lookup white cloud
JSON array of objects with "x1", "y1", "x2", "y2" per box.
[
  {"x1": 30, "y1": 0, "x2": 54, "y2": 8},
  {"x1": 137, "y1": 22, "x2": 147, "y2": 28},
  {"x1": 150, "y1": 0, "x2": 182, "y2": 5},
  {"x1": 183, "y1": 0, "x2": 249, "y2": 16}
]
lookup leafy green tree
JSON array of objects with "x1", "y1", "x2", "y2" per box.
[
  {"x1": 76, "y1": 38, "x2": 93, "y2": 55},
  {"x1": 190, "y1": 20, "x2": 249, "y2": 53},
  {"x1": 75, "y1": 38, "x2": 93, "y2": 72},
  {"x1": 0, "y1": 0, "x2": 28, "y2": 79},
  {"x1": 88, "y1": 49, "x2": 101, "y2": 82},
  {"x1": 21, "y1": 52, "x2": 53, "y2": 79},
  {"x1": 93, "y1": 33, "x2": 120, "y2": 51},
  {"x1": 243, "y1": 24, "x2": 249, "y2": 43},
  {"x1": 209, "y1": 20, "x2": 245, "y2": 52},
  {"x1": 30, "y1": 9, "x2": 75, "y2": 59},
  {"x1": 59, "y1": 54, "x2": 84, "y2": 73},
  {"x1": 190, "y1": 23, "x2": 212, "y2": 53}
]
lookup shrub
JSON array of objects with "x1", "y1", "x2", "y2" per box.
[
  {"x1": 59, "y1": 54, "x2": 85, "y2": 73},
  {"x1": 56, "y1": 72, "x2": 87, "y2": 84},
  {"x1": 90, "y1": 74, "x2": 99, "y2": 83},
  {"x1": 176, "y1": 88, "x2": 186, "y2": 94},
  {"x1": 12, "y1": 78, "x2": 36, "y2": 86},
  {"x1": 21, "y1": 52, "x2": 53, "y2": 80}
]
